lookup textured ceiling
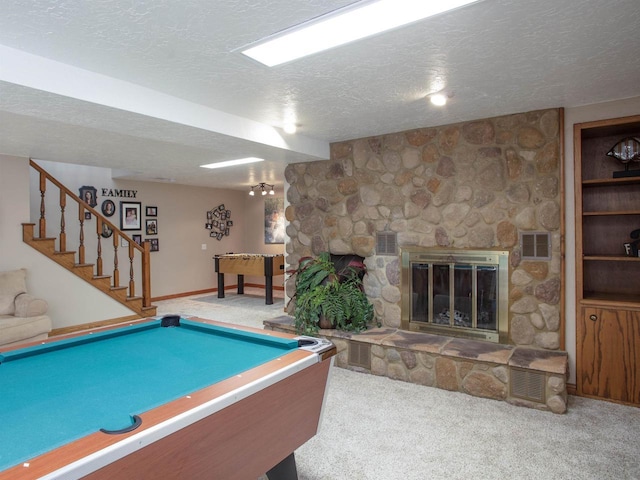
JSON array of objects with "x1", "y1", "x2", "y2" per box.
[{"x1": 0, "y1": 0, "x2": 639, "y2": 190}]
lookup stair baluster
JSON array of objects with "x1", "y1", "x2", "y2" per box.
[{"x1": 23, "y1": 159, "x2": 155, "y2": 317}]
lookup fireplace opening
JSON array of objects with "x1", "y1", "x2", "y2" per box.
[{"x1": 401, "y1": 248, "x2": 509, "y2": 343}]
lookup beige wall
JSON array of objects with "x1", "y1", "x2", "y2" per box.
[
  {"x1": 1, "y1": 155, "x2": 132, "y2": 328},
  {"x1": 1, "y1": 155, "x2": 284, "y2": 330}
]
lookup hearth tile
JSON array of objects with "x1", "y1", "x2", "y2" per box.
[
  {"x1": 351, "y1": 328, "x2": 398, "y2": 345},
  {"x1": 441, "y1": 338, "x2": 513, "y2": 364},
  {"x1": 509, "y1": 348, "x2": 568, "y2": 374},
  {"x1": 380, "y1": 330, "x2": 451, "y2": 354}
]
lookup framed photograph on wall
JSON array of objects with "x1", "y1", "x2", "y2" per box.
[
  {"x1": 145, "y1": 219, "x2": 158, "y2": 235},
  {"x1": 101, "y1": 200, "x2": 116, "y2": 217},
  {"x1": 132, "y1": 234, "x2": 142, "y2": 246},
  {"x1": 78, "y1": 186, "x2": 97, "y2": 207},
  {"x1": 149, "y1": 238, "x2": 159, "y2": 252},
  {"x1": 146, "y1": 206, "x2": 157, "y2": 217},
  {"x1": 120, "y1": 202, "x2": 141, "y2": 231}
]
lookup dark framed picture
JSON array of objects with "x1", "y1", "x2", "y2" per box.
[
  {"x1": 100, "y1": 223, "x2": 113, "y2": 238},
  {"x1": 146, "y1": 206, "x2": 157, "y2": 217},
  {"x1": 101, "y1": 199, "x2": 116, "y2": 217},
  {"x1": 132, "y1": 234, "x2": 142, "y2": 246},
  {"x1": 84, "y1": 212, "x2": 92, "y2": 220},
  {"x1": 120, "y1": 201, "x2": 142, "y2": 231},
  {"x1": 78, "y1": 186, "x2": 97, "y2": 207},
  {"x1": 149, "y1": 238, "x2": 159, "y2": 252},
  {"x1": 205, "y1": 223, "x2": 213, "y2": 230},
  {"x1": 145, "y1": 219, "x2": 158, "y2": 235}
]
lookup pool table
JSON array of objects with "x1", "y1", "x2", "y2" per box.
[{"x1": 0, "y1": 315, "x2": 336, "y2": 479}]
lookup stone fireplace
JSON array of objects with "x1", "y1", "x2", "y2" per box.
[
  {"x1": 400, "y1": 248, "x2": 509, "y2": 343},
  {"x1": 285, "y1": 107, "x2": 563, "y2": 350},
  {"x1": 281, "y1": 107, "x2": 567, "y2": 412}
]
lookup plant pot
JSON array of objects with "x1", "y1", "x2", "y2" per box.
[{"x1": 318, "y1": 314, "x2": 335, "y2": 330}]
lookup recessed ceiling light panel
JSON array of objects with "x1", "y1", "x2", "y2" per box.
[
  {"x1": 242, "y1": 0, "x2": 482, "y2": 67},
  {"x1": 200, "y1": 157, "x2": 264, "y2": 169}
]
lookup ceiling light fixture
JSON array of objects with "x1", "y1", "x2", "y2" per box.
[
  {"x1": 200, "y1": 157, "x2": 264, "y2": 169},
  {"x1": 249, "y1": 183, "x2": 275, "y2": 196},
  {"x1": 283, "y1": 123, "x2": 297, "y2": 134},
  {"x1": 430, "y1": 93, "x2": 447, "y2": 106},
  {"x1": 241, "y1": 0, "x2": 482, "y2": 67}
]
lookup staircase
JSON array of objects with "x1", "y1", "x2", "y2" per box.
[{"x1": 23, "y1": 160, "x2": 156, "y2": 317}]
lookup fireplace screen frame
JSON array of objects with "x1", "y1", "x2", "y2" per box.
[{"x1": 400, "y1": 248, "x2": 509, "y2": 343}]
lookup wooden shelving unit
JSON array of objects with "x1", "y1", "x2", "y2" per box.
[{"x1": 574, "y1": 114, "x2": 640, "y2": 406}]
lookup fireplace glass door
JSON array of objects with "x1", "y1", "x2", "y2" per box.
[{"x1": 402, "y1": 249, "x2": 508, "y2": 343}]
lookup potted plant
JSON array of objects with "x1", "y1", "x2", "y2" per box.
[{"x1": 290, "y1": 252, "x2": 374, "y2": 335}]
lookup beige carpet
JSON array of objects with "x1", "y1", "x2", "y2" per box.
[{"x1": 156, "y1": 291, "x2": 640, "y2": 480}]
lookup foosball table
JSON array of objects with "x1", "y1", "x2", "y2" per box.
[{"x1": 213, "y1": 253, "x2": 285, "y2": 305}]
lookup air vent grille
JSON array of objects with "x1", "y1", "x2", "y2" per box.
[
  {"x1": 376, "y1": 232, "x2": 397, "y2": 256},
  {"x1": 348, "y1": 342, "x2": 371, "y2": 369},
  {"x1": 510, "y1": 368, "x2": 546, "y2": 403},
  {"x1": 520, "y1": 232, "x2": 551, "y2": 260}
]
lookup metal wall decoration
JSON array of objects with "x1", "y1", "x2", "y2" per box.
[
  {"x1": 607, "y1": 137, "x2": 640, "y2": 178},
  {"x1": 205, "y1": 204, "x2": 232, "y2": 241}
]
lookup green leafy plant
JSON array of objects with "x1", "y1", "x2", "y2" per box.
[{"x1": 290, "y1": 252, "x2": 374, "y2": 335}]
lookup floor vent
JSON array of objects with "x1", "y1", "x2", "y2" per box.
[
  {"x1": 349, "y1": 342, "x2": 371, "y2": 369},
  {"x1": 376, "y1": 231, "x2": 398, "y2": 256},
  {"x1": 510, "y1": 368, "x2": 546, "y2": 403}
]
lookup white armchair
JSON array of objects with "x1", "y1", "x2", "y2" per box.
[{"x1": 0, "y1": 268, "x2": 52, "y2": 348}]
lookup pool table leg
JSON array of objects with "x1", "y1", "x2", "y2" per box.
[
  {"x1": 237, "y1": 274, "x2": 245, "y2": 294},
  {"x1": 266, "y1": 453, "x2": 298, "y2": 480}
]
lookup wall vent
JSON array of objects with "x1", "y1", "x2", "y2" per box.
[
  {"x1": 376, "y1": 232, "x2": 397, "y2": 256},
  {"x1": 348, "y1": 342, "x2": 371, "y2": 369},
  {"x1": 520, "y1": 232, "x2": 551, "y2": 260},
  {"x1": 510, "y1": 368, "x2": 546, "y2": 403}
]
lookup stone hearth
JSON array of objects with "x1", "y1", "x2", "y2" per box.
[{"x1": 264, "y1": 316, "x2": 568, "y2": 413}]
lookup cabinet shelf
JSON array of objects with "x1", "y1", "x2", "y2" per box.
[
  {"x1": 583, "y1": 210, "x2": 640, "y2": 216},
  {"x1": 583, "y1": 255, "x2": 640, "y2": 262},
  {"x1": 581, "y1": 292, "x2": 640, "y2": 308},
  {"x1": 583, "y1": 177, "x2": 640, "y2": 187}
]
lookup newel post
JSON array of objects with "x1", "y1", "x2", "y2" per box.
[{"x1": 142, "y1": 240, "x2": 151, "y2": 308}]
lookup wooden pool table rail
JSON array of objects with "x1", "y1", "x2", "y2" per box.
[{"x1": 0, "y1": 317, "x2": 336, "y2": 480}]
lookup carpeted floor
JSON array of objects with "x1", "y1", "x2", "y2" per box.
[{"x1": 156, "y1": 290, "x2": 640, "y2": 480}]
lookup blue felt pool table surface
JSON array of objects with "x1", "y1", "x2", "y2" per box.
[{"x1": 0, "y1": 318, "x2": 300, "y2": 472}]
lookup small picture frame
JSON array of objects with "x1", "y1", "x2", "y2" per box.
[
  {"x1": 84, "y1": 212, "x2": 92, "y2": 220},
  {"x1": 218, "y1": 204, "x2": 225, "y2": 211},
  {"x1": 145, "y1": 219, "x2": 158, "y2": 235},
  {"x1": 205, "y1": 223, "x2": 213, "y2": 230},
  {"x1": 120, "y1": 202, "x2": 142, "y2": 231},
  {"x1": 101, "y1": 200, "x2": 116, "y2": 217},
  {"x1": 132, "y1": 234, "x2": 142, "y2": 246},
  {"x1": 79, "y1": 186, "x2": 97, "y2": 208},
  {"x1": 100, "y1": 223, "x2": 113, "y2": 238},
  {"x1": 146, "y1": 206, "x2": 157, "y2": 217},
  {"x1": 149, "y1": 238, "x2": 159, "y2": 252}
]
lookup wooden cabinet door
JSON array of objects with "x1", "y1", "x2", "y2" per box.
[{"x1": 578, "y1": 307, "x2": 640, "y2": 405}]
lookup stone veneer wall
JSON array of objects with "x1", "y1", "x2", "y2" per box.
[{"x1": 285, "y1": 108, "x2": 562, "y2": 350}]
